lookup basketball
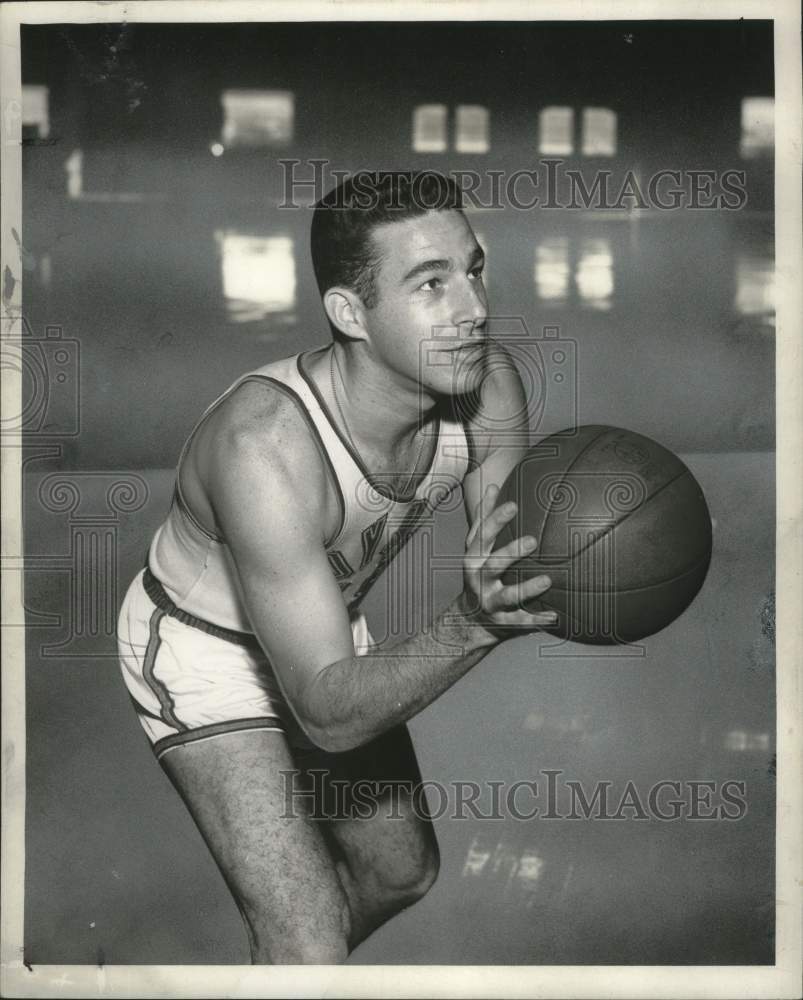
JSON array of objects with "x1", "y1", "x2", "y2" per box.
[{"x1": 494, "y1": 425, "x2": 713, "y2": 644}]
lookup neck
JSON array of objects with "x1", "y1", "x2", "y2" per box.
[{"x1": 331, "y1": 341, "x2": 437, "y2": 451}]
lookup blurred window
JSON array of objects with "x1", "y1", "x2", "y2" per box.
[
  {"x1": 455, "y1": 105, "x2": 490, "y2": 153},
  {"x1": 413, "y1": 104, "x2": 448, "y2": 152},
  {"x1": 534, "y1": 236, "x2": 615, "y2": 310},
  {"x1": 216, "y1": 232, "x2": 296, "y2": 323},
  {"x1": 539, "y1": 107, "x2": 574, "y2": 155},
  {"x1": 220, "y1": 90, "x2": 294, "y2": 148},
  {"x1": 517, "y1": 850, "x2": 545, "y2": 886},
  {"x1": 462, "y1": 836, "x2": 491, "y2": 877},
  {"x1": 62, "y1": 147, "x2": 165, "y2": 203},
  {"x1": 534, "y1": 237, "x2": 570, "y2": 302},
  {"x1": 65, "y1": 149, "x2": 83, "y2": 199},
  {"x1": 735, "y1": 249, "x2": 775, "y2": 320},
  {"x1": 581, "y1": 107, "x2": 617, "y2": 156},
  {"x1": 22, "y1": 84, "x2": 49, "y2": 139},
  {"x1": 724, "y1": 729, "x2": 770, "y2": 752},
  {"x1": 740, "y1": 96, "x2": 774, "y2": 157},
  {"x1": 576, "y1": 237, "x2": 614, "y2": 310}
]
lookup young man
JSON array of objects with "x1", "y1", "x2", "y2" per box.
[{"x1": 117, "y1": 171, "x2": 556, "y2": 964}]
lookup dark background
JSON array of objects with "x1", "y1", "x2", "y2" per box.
[{"x1": 21, "y1": 20, "x2": 775, "y2": 965}]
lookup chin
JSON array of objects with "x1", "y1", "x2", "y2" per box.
[
  {"x1": 424, "y1": 364, "x2": 484, "y2": 401},
  {"x1": 435, "y1": 345, "x2": 487, "y2": 397}
]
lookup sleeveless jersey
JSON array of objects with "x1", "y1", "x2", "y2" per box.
[{"x1": 148, "y1": 350, "x2": 470, "y2": 633}]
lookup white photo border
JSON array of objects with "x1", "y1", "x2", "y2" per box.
[{"x1": 1, "y1": 2, "x2": 800, "y2": 997}]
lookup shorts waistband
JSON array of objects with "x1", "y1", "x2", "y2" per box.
[{"x1": 142, "y1": 566, "x2": 262, "y2": 649}]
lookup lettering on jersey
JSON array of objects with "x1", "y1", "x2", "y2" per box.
[
  {"x1": 327, "y1": 549, "x2": 355, "y2": 581},
  {"x1": 349, "y1": 499, "x2": 430, "y2": 609},
  {"x1": 359, "y1": 513, "x2": 388, "y2": 569}
]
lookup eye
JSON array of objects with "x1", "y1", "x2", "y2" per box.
[
  {"x1": 420, "y1": 276, "x2": 443, "y2": 292},
  {"x1": 469, "y1": 264, "x2": 485, "y2": 281}
]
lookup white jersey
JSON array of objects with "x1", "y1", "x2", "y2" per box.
[{"x1": 148, "y1": 349, "x2": 470, "y2": 633}]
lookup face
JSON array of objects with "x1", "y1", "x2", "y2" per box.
[{"x1": 359, "y1": 209, "x2": 489, "y2": 398}]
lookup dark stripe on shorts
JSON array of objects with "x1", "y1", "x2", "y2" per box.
[
  {"x1": 153, "y1": 717, "x2": 286, "y2": 760},
  {"x1": 142, "y1": 607, "x2": 186, "y2": 732},
  {"x1": 126, "y1": 691, "x2": 164, "y2": 724},
  {"x1": 143, "y1": 567, "x2": 263, "y2": 649}
]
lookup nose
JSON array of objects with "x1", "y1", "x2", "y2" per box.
[{"x1": 453, "y1": 275, "x2": 488, "y2": 335}]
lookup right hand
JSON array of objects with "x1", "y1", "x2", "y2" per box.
[{"x1": 460, "y1": 483, "x2": 558, "y2": 638}]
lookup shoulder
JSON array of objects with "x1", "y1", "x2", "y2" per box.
[{"x1": 202, "y1": 377, "x2": 330, "y2": 528}]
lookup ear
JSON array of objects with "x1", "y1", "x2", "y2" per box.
[{"x1": 323, "y1": 287, "x2": 370, "y2": 342}]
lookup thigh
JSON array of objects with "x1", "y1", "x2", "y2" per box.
[{"x1": 160, "y1": 728, "x2": 350, "y2": 963}]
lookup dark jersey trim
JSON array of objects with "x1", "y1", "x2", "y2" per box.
[
  {"x1": 243, "y1": 373, "x2": 347, "y2": 548},
  {"x1": 174, "y1": 482, "x2": 223, "y2": 543},
  {"x1": 296, "y1": 350, "x2": 442, "y2": 506},
  {"x1": 169, "y1": 364, "x2": 347, "y2": 549}
]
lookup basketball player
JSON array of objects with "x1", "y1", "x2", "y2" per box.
[{"x1": 117, "y1": 171, "x2": 557, "y2": 964}]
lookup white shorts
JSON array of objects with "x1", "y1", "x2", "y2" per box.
[{"x1": 117, "y1": 568, "x2": 373, "y2": 760}]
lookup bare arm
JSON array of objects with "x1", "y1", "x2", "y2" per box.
[
  {"x1": 300, "y1": 482, "x2": 555, "y2": 750},
  {"x1": 207, "y1": 380, "x2": 552, "y2": 753}
]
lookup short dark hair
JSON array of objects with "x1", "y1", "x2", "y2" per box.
[{"x1": 310, "y1": 171, "x2": 463, "y2": 332}]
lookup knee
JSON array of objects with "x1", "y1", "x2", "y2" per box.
[
  {"x1": 381, "y1": 838, "x2": 440, "y2": 906},
  {"x1": 412, "y1": 841, "x2": 440, "y2": 900}
]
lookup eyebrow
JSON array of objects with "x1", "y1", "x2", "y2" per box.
[{"x1": 402, "y1": 245, "x2": 485, "y2": 284}]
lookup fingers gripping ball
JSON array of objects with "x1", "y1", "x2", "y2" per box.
[{"x1": 493, "y1": 425, "x2": 713, "y2": 644}]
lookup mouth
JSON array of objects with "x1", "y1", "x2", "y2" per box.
[
  {"x1": 432, "y1": 341, "x2": 487, "y2": 356},
  {"x1": 426, "y1": 341, "x2": 487, "y2": 379}
]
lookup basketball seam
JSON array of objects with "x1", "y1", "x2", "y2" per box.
[
  {"x1": 534, "y1": 426, "x2": 611, "y2": 554},
  {"x1": 538, "y1": 550, "x2": 711, "y2": 595},
  {"x1": 562, "y1": 466, "x2": 693, "y2": 565},
  {"x1": 529, "y1": 553, "x2": 709, "y2": 643}
]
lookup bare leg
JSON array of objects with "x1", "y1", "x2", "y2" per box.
[
  {"x1": 159, "y1": 725, "x2": 437, "y2": 963},
  {"x1": 160, "y1": 729, "x2": 352, "y2": 964},
  {"x1": 294, "y1": 724, "x2": 440, "y2": 950}
]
